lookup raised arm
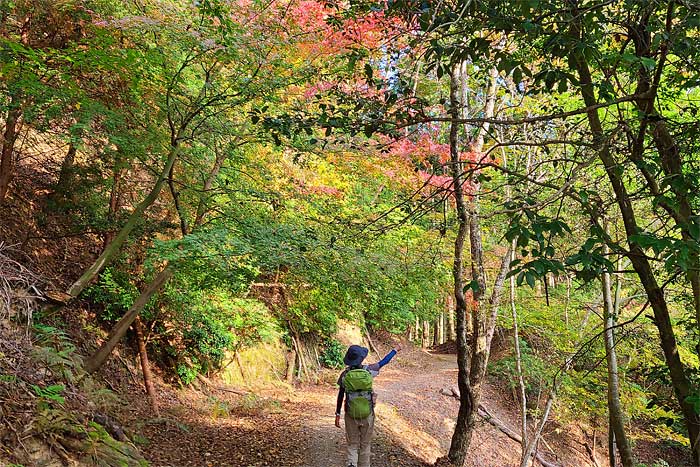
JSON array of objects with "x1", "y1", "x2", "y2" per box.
[{"x1": 366, "y1": 343, "x2": 402, "y2": 373}]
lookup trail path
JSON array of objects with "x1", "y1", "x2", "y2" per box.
[
  {"x1": 295, "y1": 350, "x2": 571, "y2": 467},
  {"x1": 130, "y1": 349, "x2": 596, "y2": 467}
]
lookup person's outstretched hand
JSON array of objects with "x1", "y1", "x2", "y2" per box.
[
  {"x1": 335, "y1": 414, "x2": 341, "y2": 428},
  {"x1": 394, "y1": 342, "x2": 402, "y2": 352}
]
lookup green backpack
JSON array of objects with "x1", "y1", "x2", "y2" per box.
[{"x1": 343, "y1": 368, "x2": 373, "y2": 419}]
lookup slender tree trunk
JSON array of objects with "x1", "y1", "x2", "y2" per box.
[
  {"x1": 433, "y1": 318, "x2": 440, "y2": 346},
  {"x1": 0, "y1": 103, "x2": 21, "y2": 205},
  {"x1": 565, "y1": 274, "x2": 571, "y2": 327},
  {"x1": 602, "y1": 244, "x2": 634, "y2": 467},
  {"x1": 134, "y1": 316, "x2": 159, "y2": 415},
  {"x1": 285, "y1": 349, "x2": 296, "y2": 383},
  {"x1": 364, "y1": 326, "x2": 381, "y2": 360},
  {"x1": 235, "y1": 351, "x2": 247, "y2": 383},
  {"x1": 168, "y1": 161, "x2": 188, "y2": 236},
  {"x1": 571, "y1": 15, "x2": 700, "y2": 464},
  {"x1": 52, "y1": 126, "x2": 84, "y2": 203},
  {"x1": 447, "y1": 295, "x2": 456, "y2": 341},
  {"x1": 84, "y1": 265, "x2": 174, "y2": 373},
  {"x1": 439, "y1": 311, "x2": 445, "y2": 344},
  {"x1": 521, "y1": 392, "x2": 556, "y2": 467},
  {"x1": 608, "y1": 415, "x2": 616, "y2": 467},
  {"x1": 446, "y1": 62, "x2": 475, "y2": 465},
  {"x1": 511, "y1": 243, "x2": 528, "y2": 464},
  {"x1": 103, "y1": 165, "x2": 123, "y2": 250},
  {"x1": 66, "y1": 144, "x2": 181, "y2": 299},
  {"x1": 447, "y1": 62, "x2": 511, "y2": 466},
  {"x1": 294, "y1": 335, "x2": 308, "y2": 380},
  {"x1": 413, "y1": 316, "x2": 420, "y2": 342},
  {"x1": 423, "y1": 320, "x2": 430, "y2": 348},
  {"x1": 629, "y1": 17, "x2": 700, "y2": 363}
]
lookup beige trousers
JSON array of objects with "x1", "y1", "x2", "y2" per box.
[{"x1": 344, "y1": 412, "x2": 374, "y2": 467}]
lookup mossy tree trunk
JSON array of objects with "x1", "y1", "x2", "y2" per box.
[{"x1": 66, "y1": 143, "x2": 180, "y2": 299}]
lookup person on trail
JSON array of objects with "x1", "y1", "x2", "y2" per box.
[{"x1": 334, "y1": 342, "x2": 401, "y2": 467}]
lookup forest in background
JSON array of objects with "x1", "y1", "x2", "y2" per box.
[{"x1": 1, "y1": 0, "x2": 699, "y2": 466}]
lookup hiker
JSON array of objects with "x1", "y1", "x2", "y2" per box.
[{"x1": 334, "y1": 343, "x2": 401, "y2": 467}]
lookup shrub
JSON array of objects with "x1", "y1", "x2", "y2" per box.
[{"x1": 319, "y1": 338, "x2": 345, "y2": 369}]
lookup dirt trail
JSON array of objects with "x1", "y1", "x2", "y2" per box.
[
  {"x1": 132, "y1": 349, "x2": 597, "y2": 467},
  {"x1": 294, "y1": 349, "x2": 594, "y2": 467}
]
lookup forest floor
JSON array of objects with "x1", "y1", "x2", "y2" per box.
[{"x1": 117, "y1": 346, "x2": 600, "y2": 467}]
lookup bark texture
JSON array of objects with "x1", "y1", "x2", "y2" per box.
[
  {"x1": 0, "y1": 103, "x2": 21, "y2": 205},
  {"x1": 84, "y1": 265, "x2": 174, "y2": 373},
  {"x1": 602, "y1": 248, "x2": 634, "y2": 467},
  {"x1": 569, "y1": 2, "x2": 700, "y2": 462},
  {"x1": 446, "y1": 62, "x2": 513, "y2": 465},
  {"x1": 67, "y1": 144, "x2": 181, "y2": 299},
  {"x1": 134, "y1": 316, "x2": 159, "y2": 415},
  {"x1": 446, "y1": 62, "x2": 474, "y2": 465}
]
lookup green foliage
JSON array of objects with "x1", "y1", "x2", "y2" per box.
[
  {"x1": 84, "y1": 268, "x2": 142, "y2": 321},
  {"x1": 176, "y1": 364, "x2": 200, "y2": 386},
  {"x1": 31, "y1": 323, "x2": 79, "y2": 381},
  {"x1": 319, "y1": 339, "x2": 345, "y2": 369},
  {"x1": 490, "y1": 338, "x2": 549, "y2": 406},
  {"x1": 161, "y1": 279, "x2": 278, "y2": 383},
  {"x1": 0, "y1": 374, "x2": 17, "y2": 383},
  {"x1": 32, "y1": 384, "x2": 66, "y2": 408}
]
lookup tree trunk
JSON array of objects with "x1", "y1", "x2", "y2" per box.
[
  {"x1": 564, "y1": 274, "x2": 571, "y2": 327},
  {"x1": 608, "y1": 417, "x2": 616, "y2": 467},
  {"x1": 84, "y1": 265, "x2": 174, "y2": 373},
  {"x1": 52, "y1": 126, "x2": 84, "y2": 205},
  {"x1": 521, "y1": 391, "x2": 556, "y2": 467},
  {"x1": 235, "y1": 351, "x2": 247, "y2": 383},
  {"x1": 365, "y1": 327, "x2": 381, "y2": 360},
  {"x1": 422, "y1": 320, "x2": 430, "y2": 348},
  {"x1": 66, "y1": 144, "x2": 181, "y2": 299},
  {"x1": 440, "y1": 311, "x2": 446, "y2": 344},
  {"x1": 602, "y1": 246, "x2": 634, "y2": 467},
  {"x1": 630, "y1": 30, "x2": 700, "y2": 364},
  {"x1": 446, "y1": 61, "x2": 475, "y2": 466},
  {"x1": 0, "y1": 103, "x2": 21, "y2": 205},
  {"x1": 433, "y1": 318, "x2": 440, "y2": 347},
  {"x1": 511, "y1": 243, "x2": 528, "y2": 465},
  {"x1": 294, "y1": 335, "x2": 309, "y2": 380},
  {"x1": 570, "y1": 13, "x2": 700, "y2": 463},
  {"x1": 134, "y1": 316, "x2": 159, "y2": 415},
  {"x1": 103, "y1": 165, "x2": 123, "y2": 250},
  {"x1": 56, "y1": 141, "x2": 78, "y2": 195},
  {"x1": 447, "y1": 62, "x2": 510, "y2": 466},
  {"x1": 285, "y1": 349, "x2": 296, "y2": 383},
  {"x1": 447, "y1": 294, "x2": 456, "y2": 341},
  {"x1": 415, "y1": 316, "x2": 420, "y2": 344}
]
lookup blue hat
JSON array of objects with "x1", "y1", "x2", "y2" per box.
[{"x1": 344, "y1": 345, "x2": 368, "y2": 366}]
